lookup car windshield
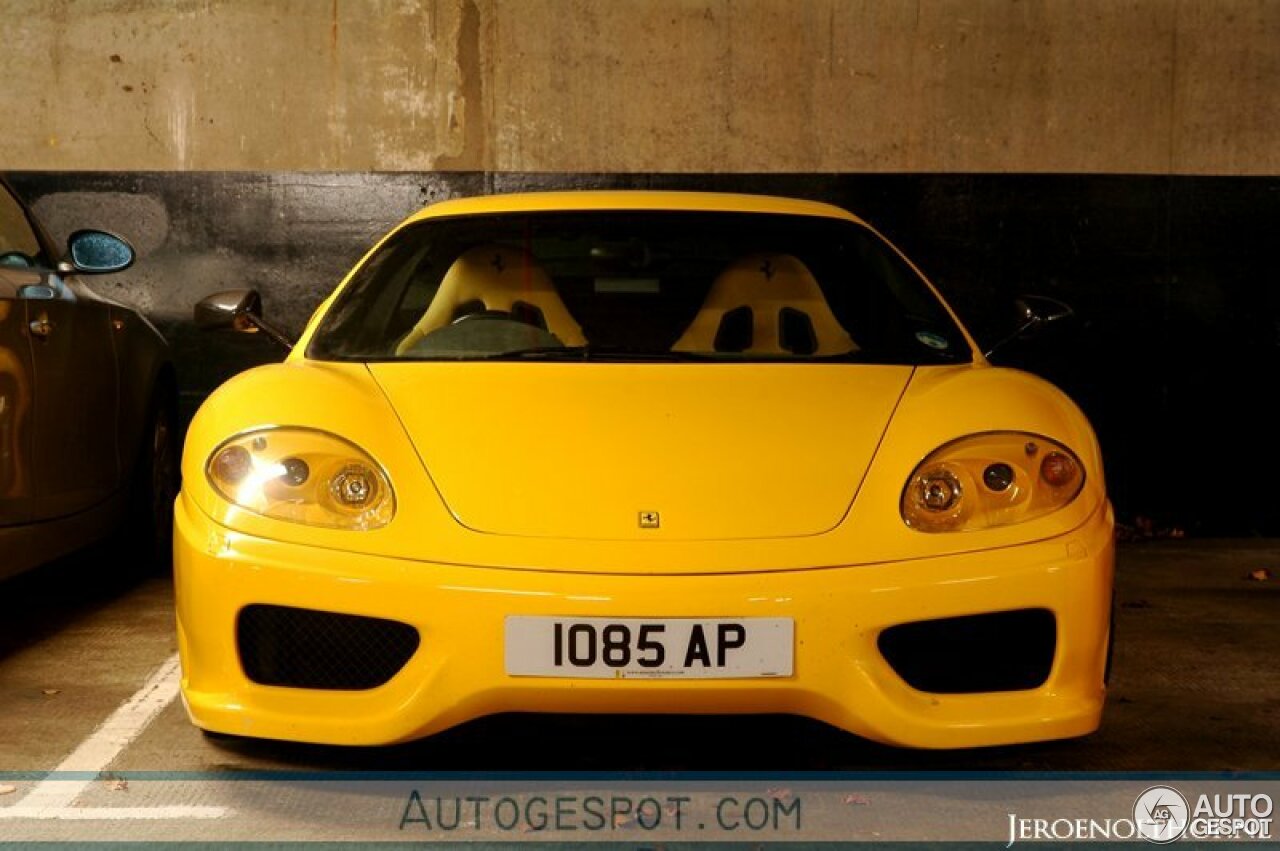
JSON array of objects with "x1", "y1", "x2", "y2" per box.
[{"x1": 308, "y1": 210, "x2": 971, "y2": 365}]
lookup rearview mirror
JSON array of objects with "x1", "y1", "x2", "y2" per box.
[{"x1": 195, "y1": 289, "x2": 293, "y2": 351}]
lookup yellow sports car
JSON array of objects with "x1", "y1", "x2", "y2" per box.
[{"x1": 176, "y1": 191, "x2": 1113, "y2": 749}]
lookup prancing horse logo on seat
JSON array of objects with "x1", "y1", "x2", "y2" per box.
[{"x1": 638, "y1": 511, "x2": 660, "y2": 529}]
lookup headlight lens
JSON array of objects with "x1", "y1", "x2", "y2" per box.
[
  {"x1": 206, "y1": 427, "x2": 394, "y2": 530},
  {"x1": 902, "y1": 432, "x2": 1085, "y2": 532}
]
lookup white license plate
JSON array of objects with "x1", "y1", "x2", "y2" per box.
[{"x1": 504, "y1": 617, "x2": 793, "y2": 679}]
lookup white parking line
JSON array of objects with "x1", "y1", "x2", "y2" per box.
[
  {"x1": 0, "y1": 805, "x2": 225, "y2": 820},
  {"x1": 0, "y1": 653, "x2": 227, "y2": 820}
]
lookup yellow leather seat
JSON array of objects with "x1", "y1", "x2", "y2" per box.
[
  {"x1": 396, "y1": 244, "x2": 586, "y2": 355},
  {"x1": 673, "y1": 253, "x2": 857, "y2": 356}
]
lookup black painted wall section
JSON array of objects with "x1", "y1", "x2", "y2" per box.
[{"x1": 9, "y1": 171, "x2": 1279, "y2": 535}]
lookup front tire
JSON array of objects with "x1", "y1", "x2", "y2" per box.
[{"x1": 125, "y1": 394, "x2": 179, "y2": 574}]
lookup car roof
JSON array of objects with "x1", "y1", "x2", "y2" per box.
[{"x1": 408, "y1": 191, "x2": 864, "y2": 224}]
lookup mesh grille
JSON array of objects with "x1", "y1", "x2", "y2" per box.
[
  {"x1": 237, "y1": 604, "x2": 420, "y2": 690},
  {"x1": 877, "y1": 608, "x2": 1056, "y2": 694}
]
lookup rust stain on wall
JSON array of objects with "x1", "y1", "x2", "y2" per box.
[{"x1": 434, "y1": 0, "x2": 485, "y2": 171}]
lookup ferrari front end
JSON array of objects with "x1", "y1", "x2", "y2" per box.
[{"x1": 175, "y1": 191, "x2": 1113, "y2": 749}]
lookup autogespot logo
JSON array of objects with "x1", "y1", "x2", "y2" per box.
[{"x1": 1134, "y1": 786, "x2": 1190, "y2": 843}]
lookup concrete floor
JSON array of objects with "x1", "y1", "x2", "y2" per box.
[{"x1": 1, "y1": 540, "x2": 1276, "y2": 772}]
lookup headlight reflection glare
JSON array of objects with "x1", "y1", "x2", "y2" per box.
[{"x1": 206, "y1": 427, "x2": 394, "y2": 530}]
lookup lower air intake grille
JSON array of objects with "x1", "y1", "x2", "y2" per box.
[
  {"x1": 237, "y1": 604, "x2": 419, "y2": 690},
  {"x1": 877, "y1": 608, "x2": 1056, "y2": 694}
]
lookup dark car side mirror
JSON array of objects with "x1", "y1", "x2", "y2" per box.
[
  {"x1": 64, "y1": 230, "x2": 135, "y2": 274},
  {"x1": 195, "y1": 289, "x2": 293, "y2": 351}
]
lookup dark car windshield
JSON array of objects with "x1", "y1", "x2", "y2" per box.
[{"x1": 307, "y1": 210, "x2": 971, "y2": 365}]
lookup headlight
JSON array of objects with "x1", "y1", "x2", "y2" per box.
[
  {"x1": 901, "y1": 432, "x2": 1085, "y2": 532},
  {"x1": 206, "y1": 427, "x2": 394, "y2": 530}
]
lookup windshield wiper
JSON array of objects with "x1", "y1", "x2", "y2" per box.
[
  {"x1": 478, "y1": 345, "x2": 591, "y2": 360},
  {"x1": 408, "y1": 345, "x2": 891, "y2": 363},
  {"x1": 478, "y1": 345, "x2": 718, "y2": 362}
]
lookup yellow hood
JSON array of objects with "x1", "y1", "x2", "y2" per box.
[{"x1": 367, "y1": 363, "x2": 913, "y2": 541}]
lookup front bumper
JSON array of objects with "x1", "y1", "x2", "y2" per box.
[{"x1": 174, "y1": 495, "x2": 1114, "y2": 749}]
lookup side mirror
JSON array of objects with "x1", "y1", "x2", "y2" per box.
[
  {"x1": 1013, "y1": 295, "x2": 1074, "y2": 328},
  {"x1": 194, "y1": 289, "x2": 261, "y2": 330},
  {"x1": 194, "y1": 289, "x2": 293, "y2": 351},
  {"x1": 65, "y1": 230, "x2": 135, "y2": 274},
  {"x1": 984, "y1": 294, "x2": 1075, "y2": 359}
]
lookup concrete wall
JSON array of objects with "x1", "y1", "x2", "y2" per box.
[
  {"x1": 2, "y1": 0, "x2": 1277, "y2": 174},
  {"x1": 4, "y1": 1, "x2": 1279, "y2": 533}
]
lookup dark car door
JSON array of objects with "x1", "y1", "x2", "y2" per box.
[
  {"x1": 26, "y1": 282, "x2": 121, "y2": 518},
  {"x1": 0, "y1": 183, "x2": 120, "y2": 522},
  {"x1": 0, "y1": 271, "x2": 36, "y2": 525},
  {"x1": 0, "y1": 189, "x2": 42, "y2": 526}
]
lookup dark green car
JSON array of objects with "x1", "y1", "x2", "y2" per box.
[{"x1": 0, "y1": 177, "x2": 176, "y2": 580}]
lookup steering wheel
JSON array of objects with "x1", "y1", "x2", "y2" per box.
[
  {"x1": 451, "y1": 308, "x2": 518, "y2": 325},
  {"x1": 450, "y1": 306, "x2": 548, "y2": 331}
]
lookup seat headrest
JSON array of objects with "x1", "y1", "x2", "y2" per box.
[
  {"x1": 397, "y1": 244, "x2": 585, "y2": 354},
  {"x1": 673, "y1": 253, "x2": 856, "y2": 356}
]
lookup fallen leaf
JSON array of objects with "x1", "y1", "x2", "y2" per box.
[
  {"x1": 1247, "y1": 568, "x2": 1272, "y2": 582},
  {"x1": 0, "y1": 784, "x2": 16, "y2": 795},
  {"x1": 766, "y1": 786, "x2": 793, "y2": 801},
  {"x1": 613, "y1": 813, "x2": 636, "y2": 829},
  {"x1": 42, "y1": 689, "x2": 60, "y2": 696},
  {"x1": 109, "y1": 779, "x2": 128, "y2": 792},
  {"x1": 842, "y1": 793, "x2": 870, "y2": 805}
]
